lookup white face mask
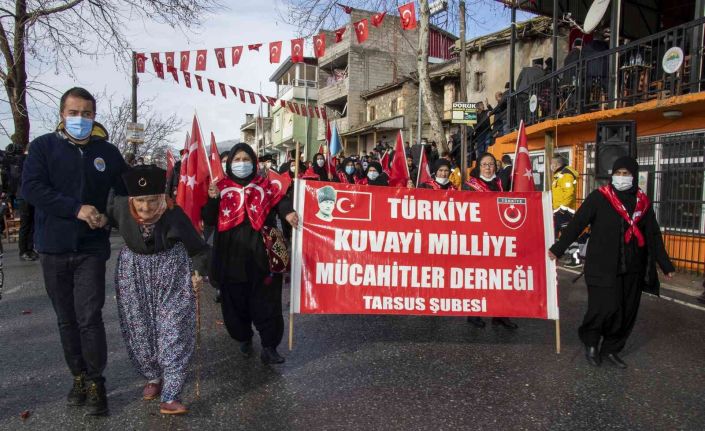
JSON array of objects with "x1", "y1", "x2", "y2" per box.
[
  {"x1": 317, "y1": 159, "x2": 325, "y2": 167},
  {"x1": 435, "y1": 177, "x2": 449, "y2": 185},
  {"x1": 612, "y1": 175, "x2": 633, "y2": 191},
  {"x1": 480, "y1": 174, "x2": 496, "y2": 181}
]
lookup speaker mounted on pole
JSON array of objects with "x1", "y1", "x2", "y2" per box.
[{"x1": 595, "y1": 121, "x2": 637, "y2": 179}]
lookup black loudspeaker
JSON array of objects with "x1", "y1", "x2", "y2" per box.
[{"x1": 595, "y1": 121, "x2": 637, "y2": 179}]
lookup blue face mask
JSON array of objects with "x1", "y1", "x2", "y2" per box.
[
  {"x1": 64, "y1": 116, "x2": 93, "y2": 140},
  {"x1": 345, "y1": 166, "x2": 355, "y2": 175},
  {"x1": 367, "y1": 171, "x2": 379, "y2": 181},
  {"x1": 231, "y1": 161, "x2": 254, "y2": 178}
]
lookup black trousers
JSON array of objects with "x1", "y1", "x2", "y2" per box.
[
  {"x1": 579, "y1": 273, "x2": 642, "y2": 355},
  {"x1": 18, "y1": 199, "x2": 34, "y2": 254},
  {"x1": 220, "y1": 275, "x2": 284, "y2": 348},
  {"x1": 40, "y1": 253, "x2": 107, "y2": 383}
]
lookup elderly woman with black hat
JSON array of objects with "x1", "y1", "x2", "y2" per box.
[
  {"x1": 549, "y1": 156, "x2": 674, "y2": 368},
  {"x1": 107, "y1": 165, "x2": 209, "y2": 415},
  {"x1": 418, "y1": 159, "x2": 454, "y2": 190},
  {"x1": 203, "y1": 143, "x2": 298, "y2": 365},
  {"x1": 358, "y1": 161, "x2": 389, "y2": 186}
]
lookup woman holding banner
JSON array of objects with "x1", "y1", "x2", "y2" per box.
[
  {"x1": 203, "y1": 143, "x2": 299, "y2": 365},
  {"x1": 463, "y1": 153, "x2": 518, "y2": 330},
  {"x1": 549, "y1": 156, "x2": 674, "y2": 369},
  {"x1": 418, "y1": 159, "x2": 454, "y2": 190}
]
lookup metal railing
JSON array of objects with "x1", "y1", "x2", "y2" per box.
[
  {"x1": 576, "y1": 132, "x2": 705, "y2": 274},
  {"x1": 507, "y1": 17, "x2": 705, "y2": 130}
]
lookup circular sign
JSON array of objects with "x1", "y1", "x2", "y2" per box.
[
  {"x1": 662, "y1": 47, "x2": 684, "y2": 74},
  {"x1": 529, "y1": 94, "x2": 538, "y2": 113}
]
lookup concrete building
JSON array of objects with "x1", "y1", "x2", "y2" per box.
[
  {"x1": 240, "y1": 113, "x2": 272, "y2": 157},
  {"x1": 267, "y1": 57, "x2": 326, "y2": 163},
  {"x1": 317, "y1": 8, "x2": 456, "y2": 155}
]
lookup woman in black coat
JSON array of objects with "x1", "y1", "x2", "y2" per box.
[{"x1": 549, "y1": 156, "x2": 674, "y2": 368}]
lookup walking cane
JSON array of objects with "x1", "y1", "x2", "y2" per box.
[{"x1": 193, "y1": 270, "x2": 203, "y2": 399}]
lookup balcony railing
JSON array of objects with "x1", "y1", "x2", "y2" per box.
[{"x1": 505, "y1": 17, "x2": 705, "y2": 130}]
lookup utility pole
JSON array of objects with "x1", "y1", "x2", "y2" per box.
[
  {"x1": 131, "y1": 51, "x2": 138, "y2": 156},
  {"x1": 459, "y1": 1, "x2": 468, "y2": 184},
  {"x1": 508, "y1": 2, "x2": 517, "y2": 130}
]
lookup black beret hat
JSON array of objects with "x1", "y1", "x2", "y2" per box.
[{"x1": 122, "y1": 165, "x2": 167, "y2": 197}]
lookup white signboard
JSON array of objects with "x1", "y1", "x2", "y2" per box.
[{"x1": 126, "y1": 122, "x2": 145, "y2": 144}]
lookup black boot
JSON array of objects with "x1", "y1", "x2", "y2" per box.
[
  {"x1": 492, "y1": 317, "x2": 519, "y2": 329},
  {"x1": 260, "y1": 347, "x2": 285, "y2": 364},
  {"x1": 585, "y1": 345, "x2": 601, "y2": 367},
  {"x1": 85, "y1": 381, "x2": 109, "y2": 416},
  {"x1": 67, "y1": 374, "x2": 86, "y2": 406},
  {"x1": 240, "y1": 340, "x2": 253, "y2": 358},
  {"x1": 466, "y1": 316, "x2": 486, "y2": 328},
  {"x1": 604, "y1": 353, "x2": 627, "y2": 369}
]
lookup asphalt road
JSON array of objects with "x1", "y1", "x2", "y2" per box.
[{"x1": 1, "y1": 238, "x2": 704, "y2": 430}]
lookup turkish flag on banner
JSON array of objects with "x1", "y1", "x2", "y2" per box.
[
  {"x1": 214, "y1": 48, "x2": 226, "y2": 68},
  {"x1": 291, "y1": 38, "x2": 305, "y2": 63},
  {"x1": 511, "y1": 120, "x2": 536, "y2": 192},
  {"x1": 335, "y1": 27, "x2": 346, "y2": 43},
  {"x1": 154, "y1": 62, "x2": 165, "y2": 79},
  {"x1": 267, "y1": 96, "x2": 277, "y2": 107},
  {"x1": 219, "y1": 82, "x2": 227, "y2": 98},
  {"x1": 176, "y1": 133, "x2": 190, "y2": 209},
  {"x1": 417, "y1": 146, "x2": 433, "y2": 186},
  {"x1": 248, "y1": 91, "x2": 256, "y2": 104},
  {"x1": 231, "y1": 46, "x2": 243, "y2": 65},
  {"x1": 165, "y1": 52, "x2": 176, "y2": 71},
  {"x1": 280, "y1": 100, "x2": 287, "y2": 108},
  {"x1": 195, "y1": 74, "x2": 203, "y2": 91},
  {"x1": 258, "y1": 93, "x2": 268, "y2": 103},
  {"x1": 354, "y1": 19, "x2": 369, "y2": 43},
  {"x1": 183, "y1": 71, "x2": 192, "y2": 88},
  {"x1": 309, "y1": 106, "x2": 316, "y2": 117},
  {"x1": 267, "y1": 169, "x2": 292, "y2": 202},
  {"x1": 399, "y1": 2, "x2": 417, "y2": 30},
  {"x1": 150, "y1": 52, "x2": 161, "y2": 70},
  {"x1": 136, "y1": 53, "x2": 146, "y2": 73},
  {"x1": 230, "y1": 86, "x2": 238, "y2": 97},
  {"x1": 180, "y1": 51, "x2": 190, "y2": 70},
  {"x1": 371, "y1": 12, "x2": 387, "y2": 27},
  {"x1": 269, "y1": 41, "x2": 282, "y2": 63},
  {"x1": 287, "y1": 101, "x2": 296, "y2": 114},
  {"x1": 315, "y1": 107, "x2": 322, "y2": 118},
  {"x1": 239, "y1": 88, "x2": 246, "y2": 103},
  {"x1": 166, "y1": 148, "x2": 175, "y2": 185},
  {"x1": 195, "y1": 49, "x2": 207, "y2": 71},
  {"x1": 170, "y1": 68, "x2": 179, "y2": 83},
  {"x1": 300, "y1": 104, "x2": 308, "y2": 117},
  {"x1": 248, "y1": 43, "x2": 262, "y2": 51},
  {"x1": 388, "y1": 131, "x2": 410, "y2": 187},
  {"x1": 290, "y1": 181, "x2": 559, "y2": 319},
  {"x1": 181, "y1": 116, "x2": 210, "y2": 233},
  {"x1": 209, "y1": 132, "x2": 225, "y2": 182},
  {"x1": 207, "y1": 79, "x2": 216, "y2": 95},
  {"x1": 313, "y1": 33, "x2": 326, "y2": 58}
]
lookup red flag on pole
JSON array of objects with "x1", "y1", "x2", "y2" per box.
[
  {"x1": 239, "y1": 88, "x2": 246, "y2": 103},
  {"x1": 231, "y1": 46, "x2": 243, "y2": 65},
  {"x1": 380, "y1": 150, "x2": 390, "y2": 173},
  {"x1": 180, "y1": 51, "x2": 190, "y2": 70},
  {"x1": 317, "y1": 143, "x2": 324, "y2": 155},
  {"x1": 417, "y1": 147, "x2": 433, "y2": 186},
  {"x1": 267, "y1": 169, "x2": 292, "y2": 201},
  {"x1": 207, "y1": 79, "x2": 216, "y2": 95},
  {"x1": 248, "y1": 91, "x2": 256, "y2": 104},
  {"x1": 511, "y1": 120, "x2": 536, "y2": 192},
  {"x1": 388, "y1": 131, "x2": 410, "y2": 187},
  {"x1": 165, "y1": 52, "x2": 176, "y2": 71},
  {"x1": 136, "y1": 53, "x2": 146, "y2": 73},
  {"x1": 335, "y1": 27, "x2": 346, "y2": 43},
  {"x1": 218, "y1": 82, "x2": 227, "y2": 98},
  {"x1": 354, "y1": 19, "x2": 369, "y2": 43},
  {"x1": 248, "y1": 43, "x2": 263, "y2": 51},
  {"x1": 166, "y1": 148, "x2": 175, "y2": 185},
  {"x1": 313, "y1": 33, "x2": 326, "y2": 58},
  {"x1": 176, "y1": 133, "x2": 190, "y2": 208},
  {"x1": 183, "y1": 71, "x2": 192, "y2": 88},
  {"x1": 195, "y1": 74, "x2": 203, "y2": 91},
  {"x1": 291, "y1": 38, "x2": 304, "y2": 63},
  {"x1": 209, "y1": 132, "x2": 225, "y2": 182},
  {"x1": 181, "y1": 116, "x2": 210, "y2": 232},
  {"x1": 269, "y1": 41, "x2": 282, "y2": 63},
  {"x1": 398, "y1": 2, "x2": 418, "y2": 30},
  {"x1": 195, "y1": 49, "x2": 207, "y2": 71},
  {"x1": 371, "y1": 12, "x2": 387, "y2": 27},
  {"x1": 214, "y1": 47, "x2": 226, "y2": 68}
]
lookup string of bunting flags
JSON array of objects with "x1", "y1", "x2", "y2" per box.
[
  {"x1": 139, "y1": 67, "x2": 328, "y2": 120},
  {"x1": 135, "y1": 2, "x2": 417, "y2": 72}
]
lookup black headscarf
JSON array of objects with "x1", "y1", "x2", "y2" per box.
[
  {"x1": 432, "y1": 159, "x2": 451, "y2": 175},
  {"x1": 312, "y1": 153, "x2": 329, "y2": 180},
  {"x1": 226, "y1": 143, "x2": 258, "y2": 185},
  {"x1": 611, "y1": 156, "x2": 639, "y2": 212},
  {"x1": 338, "y1": 157, "x2": 358, "y2": 183}
]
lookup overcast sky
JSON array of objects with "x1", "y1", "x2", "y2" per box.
[{"x1": 0, "y1": 0, "x2": 532, "y2": 151}]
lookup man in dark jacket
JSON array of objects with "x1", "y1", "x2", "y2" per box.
[
  {"x1": 21, "y1": 87, "x2": 128, "y2": 416},
  {"x1": 548, "y1": 156, "x2": 674, "y2": 369}
]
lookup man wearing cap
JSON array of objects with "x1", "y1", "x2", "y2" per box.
[
  {"x1": 548, "y1": 156, "x2": 674, "y2": 369},
  {"x1": 21, "y1": 87, "x2": 128, "y2": 415},
  {"x1": 315, "y1": 186, "x2": 336, "y2": 222}
]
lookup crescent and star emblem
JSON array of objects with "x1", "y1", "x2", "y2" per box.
[
  {"x1": 503, "y1": 205, "x2": 522, "y2": 223},
  {"x1": 245, "y1": 183, "x2": 266, "y2": 202},
  {"x1": 221, "y1": 187, "x2": 246, "y2": 212},
  {"x1": 336, "y1": 197, "x2": 353, "y2": 213},
  {"x1": 402, "y1": 10, "x2": 411, "y2": 24},
  {"x1": 197, "y1": 54, "x2": 204, "y2": 64},
  {"x1": 270, "y1": 179, "x2": 282, "y2": 193}
]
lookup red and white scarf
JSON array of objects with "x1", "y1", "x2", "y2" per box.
[
  {"x1": 217, "y1": 175, "x2": 284, "y2": 232},
  {"x1": 598, "y1": 185, "x2": 650, "y2": 247},
  {"x1": 465, "y1": 176, "x2": 503, "y2": 192}
]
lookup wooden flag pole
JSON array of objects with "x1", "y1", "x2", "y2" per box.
[
  {"x1": 289, "y1": 141, "x2": 301, "y2": 351},
  {"x1": 555, "y1": 319, "x2": 561, "y2": 354}
]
